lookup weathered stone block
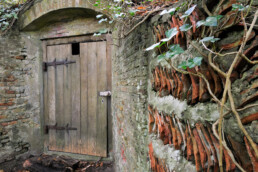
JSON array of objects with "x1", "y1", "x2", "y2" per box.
[{"x1": 1, "y1": 139, "x2": 10, "y2": 144}]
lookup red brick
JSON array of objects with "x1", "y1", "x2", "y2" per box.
[
  {"x1": 0, "y1": 102, "x2": 14, "y2": 106},
  {"x1": 1, "y1": 121, "x2": 17, "y2": 126},
  {"x1": 5, "y1": 90, "x2": 16, "y2": 94},
  {"x1": 0, "y1": 115, "x2": 7, "y2": 119},
  {"x1": 0, "y1": 106, "x2": 7, "y2": 110},
  {"x1": 21, "y1": 119, "x2": 29, "y2": 123},
  {"x1": 15, "y1": 55, "x2": 26, "y2": 60},
  {"x1": 4, "y1": 75, "x2": 16, "y2": 82}
]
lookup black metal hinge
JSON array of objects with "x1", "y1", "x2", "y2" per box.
[
  {"x1": 44, "y1": 123, "x2": 77, "y2": 134},
  {"x1": 43, "y1": 58, "x2": 76, "y2": 72}
]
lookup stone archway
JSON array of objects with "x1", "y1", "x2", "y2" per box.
[
  {"x1": 16, "y1": 0, "x2": 113, "y2": 159},
  {"x1": 19, "y1": 0, "x2": 110, "y2": 31}
]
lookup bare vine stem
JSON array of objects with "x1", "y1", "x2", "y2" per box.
[
  {"x1": 228, "y1": 83, "x2": 258, "y2": 157},
  {"x1": 201, "y1": 42, "x2": 238, "y2": 57},
  {"x1": 202, "y1": 0, "x2": 212, "y2": 16},
  {"x1": 222, "y1": 103, "x2": 258, "y2": 119},
  {"x1": 241, "y1": 53, "x2": 258, "y2": 64},
  {"x1": 237, "y1": 103, "x2": 258, "y2": 112},
  {"x1": 212, "y1": 120, "x2": 246, "y2": 172},
  {"x1": 123, "y1": 5, "x2": 165, "y2": 38},
  {"x1": 208, "y1": 53, "x2": 226, "y2": 78},
  {"x1": 217, "y1": 10, "x2": 258, "y2": 170},
  {"x1": 182, "y1": 3, "x2": 258, "y2": 170},
  {"x1": 214, "y1": 0, "x2": 225, "y2": 15}
]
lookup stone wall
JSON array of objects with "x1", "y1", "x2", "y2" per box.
[
  {"x1": 112, "y1": 2, "x2": 258, "y2": 171},
  {"x1": 1, "y1": 1, "x2": 111, "y2": 168},
  {"x1": 145, "y1": 3, "x2": 258, "y2": 172},
  {"x1": 0, "y1": 28, "x2": 42, "y2": 166},
  {"x1": 1, "y1": 0, "x2": 257, "y2": 171},
  {"x1": 111, "y1": 23, "x2": 153, "y2": 171}
]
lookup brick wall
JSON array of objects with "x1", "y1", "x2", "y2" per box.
[
  {"x1": 112, "y1": 3, "x2": 258, "y2": 171},
  {"x1": 0, "y1": 30, "x2": 29, "y2": 163},
  {"x1": 1, "y1": 1, "x2": 257, "y2": 171},
  {"x1": 112, "y1": 23, "x2": 154, "y2": 171},
  {"x1": 0, "y1": 29, "x2": 42, "y2": 166}
]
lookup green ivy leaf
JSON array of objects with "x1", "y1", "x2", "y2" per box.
[
  {"x1": 13, "y1": 13, "x2": 18, "y2": 19},
  {"x1": 215, "y1": 15, "x2": 223, "y2": 20},
  {"x1": 129, "y1": 9, "x2": 138, "y2": 16},
  {"x1": 3, "y1": 21, "x2": 9, "y2": 26},
  {"x1": 204, "y1": 16, "x2": 218, "y2": 26},
  {"x1": 157, "y1": 45, "x2": 184, "y2": 60},
  {"x1": 196, "y1": 20, "x2": 205, "y2": 28},
  {"x1": 200, "y1": 36, "x2": 220, "y2": 43},
  {"x1": 178, "y1": 57, "x2": 203, "y2": 69},
  {"x1": 161, "y1": 27, "x2": 178, "y2": 42},
  {"x1": 158, "y1": 54, "x2": 166, "y2": 60},
  {"x1": 187, "y1": 59, "x2": 195, "y2": 68},
  {"x1": 163, "y1": 44, "x2": 184, "y2": 58},
  {"x1": 169, "y1": 44, "x2": 184, "y2": 53},
  {"x1": 159, "y1": 8, "x2": 176, "y2": 15},
  {"x1": 180, "y1": 5, "x2": 196, "y2": 19},
  {"x1": 146, "y1": 42, "x2": 160, "y2": 51},
  {"x1": 114, "y1": 13, "x2": 125, "y2": 18},
  {"x1": 98, "y1": 18, "x2": 108, "y2": 23},
  {"x1": 157, "y1": 41, "x2": 166, "y2": 48},
  {"x1": 99, "y1": 29, "x2": 108, "y2": 34},
  {"x1": 196, "y1": 16, "x2": 222, "y2": 28},
  {"x1": 93, "y1": 33, "x2": 101, "y2": 36},
  {"x1": 165, "y1": 51, "x2": 174, "y2": 58},
  {"x1": 193, "y1": 57, "x2": 203, "y2": 66},
  {"x1": 160, "y1": 9, "x2": 168, "y2": 15},
  {"x1": 96, "y1": 14, "x2": 103, "y2": 19},
  {"x1": 232, "y1": 4, "x2": 249, "y2": 11},
  {"x1": 179, "y1": 24, "x2": 192, "y2": 31},
  {"x1": 178, "y1": 61, "x2": 187, "y2": 69}
]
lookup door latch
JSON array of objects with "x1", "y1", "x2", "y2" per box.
[
  {"x1": 44, "y1": 123, "x2": 77, "y2": 134},
  {"x1": 99, "y1": 91, "x2": 111, "y2": 97}
]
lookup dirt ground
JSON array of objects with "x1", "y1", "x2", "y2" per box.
[{"x1": 0, "y1": 154, "x2": 114, "y2": 172}]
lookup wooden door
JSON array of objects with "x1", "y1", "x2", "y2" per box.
[{"x1": 43, "y1": 38, "x2": 111, "y2": 157}]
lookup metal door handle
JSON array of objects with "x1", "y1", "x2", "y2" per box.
[{"x1": 99, "y1": 91, "x2": 111, "y2": 97}]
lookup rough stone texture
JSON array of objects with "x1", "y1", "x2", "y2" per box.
[
  {"x1": 19, "y1": 0, "x2": 110, "y2": 30},
  {"x1": 0, "y1": 27, "x2": 41, "y2": 166},
  {"x1": 1, "y1": 1, "x2": 258, "y2": 171},
  {"x1": 225, "y1": 65, "x2": 258, "y2": 143},
  {"x1": 150, "y1": 134, "x2": 196, "y2": 172},
  {"x1": 1, "y1": 2, "x2": 110, "y2": 169},
  {"x1": 145, "y1": 3, "x2": 258, "y2": 170},
  {"x1": 111, "y1": 22, "x2": 153, "y2": 171}
]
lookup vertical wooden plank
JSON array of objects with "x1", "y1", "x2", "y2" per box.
[
  {"x1": 63, "y1": 44, "x2": 72, "y2": 153},
  {"x1": 80, "y1": 43, "x2": 88, "y2": 154},
  {"x1": 44, "y1": 36, "x2": 111, "y2": 156},
  {"x1": 96, "y1": 41, "x2": 108, "y2": 157},
  {"x1": 47, "y1": 44, "x2": 71, "y2": 153},
  {"x1": 55, "y1": 45, "x2": 66, "y2": 151},
  {"x1": 106, "y1": 35, "x2": 112, "y2": 91},
  {"x1": 70, "y1": 53, "x2": 81, "y2": 154},
  {"x1": 43, "y1": 41, "x2": 49, "y2": 150},
  {"x1": 87, "y1": 42, "x2": 98, "y2": 156},
  {"x1": 47, "y1": 45, "x2": 57, "y2": 151}
]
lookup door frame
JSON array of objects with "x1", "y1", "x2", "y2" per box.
[{"x1": 41, "y1": 34, "x2": 113, "y2": 160}]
